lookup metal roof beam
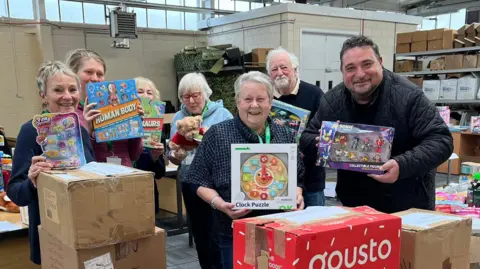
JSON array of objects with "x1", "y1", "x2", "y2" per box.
[
  {"x1": 407, "y1": 0, "x2": 480, "y2": 16},
  {"x1": 64, "y1": 0, "x2": 237, "y2": 15}
]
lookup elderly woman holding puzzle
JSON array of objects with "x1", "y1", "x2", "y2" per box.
[{"x1": 185, "y1": 71, "x2": 305, "y2": 269}]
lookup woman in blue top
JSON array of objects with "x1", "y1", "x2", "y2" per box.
[
  {"x1": 7, "y1": 61, "x2": 96, "y2": 265},
  {"x1": 169, "y1": 72, "x2": 233, "y2": 269}
]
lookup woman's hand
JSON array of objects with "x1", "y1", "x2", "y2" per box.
[
  {"x1": 137, "y1": 101, "x2": 144, "y2": 118},
  {"x1": 216, "y1": 200, "x2": 251, "y2": 220},
  {"x1": 149, "y1": 142, "x2": 164, "y2": 162},
  {"x1": 28, "y1": 156, "x2": 53, "y2": 188},
  {"x1": 83, "y1": 98, "x2": 101, "y2": 135},
  {"x1": 294, "y1": 187, "x2": 305, "y2": 211}
]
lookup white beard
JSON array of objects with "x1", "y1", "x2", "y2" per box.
[{"x1": 274, "y1": 76, "x2": 290, "y2": 91}]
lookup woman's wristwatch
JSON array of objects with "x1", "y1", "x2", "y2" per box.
[{"x1": 210, "y1": 196, "x2": 220, "y2": 210}]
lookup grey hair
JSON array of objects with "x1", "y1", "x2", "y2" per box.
[
  {"x1": 266, "y1": 46, "x2": 300, "y2": 75},
  {"x1": 36, "y1": 61, "x2": 81, "y2": 95},
  {"x1": 178, "y1": 72, "x2": 213, "y2": 102},
  {"x1": 234, "y1": 71, "x2": 274, "y2": 103}
]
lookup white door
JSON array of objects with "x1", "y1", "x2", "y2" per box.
[{"x1": 300, "y1": 31, "x2": 355, "y2": 92}]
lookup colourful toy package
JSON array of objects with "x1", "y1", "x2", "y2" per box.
[
  {"x1": 316, "y1": 121, "x2": 395, "y2": 174},
  {"x1": 231, "y1": 144, "x2": 297, "y2": 210},
  {"x1": 471, "y1": 116, "x2": 480, "y2": 133},
  {"x1": 141, "y1": 97, "x2": 165, "y2": 148},
  {"x1": 270, "y1": 100, "x2": 311, "y2": 142},
  {"x1": 86, "y1": 79, "x2": 144, "y2": 142},
  {"x1": 32, "y1": 112, "x2": 86, "y2": 169}
]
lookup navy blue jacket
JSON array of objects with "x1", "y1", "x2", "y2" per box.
[
  {"x1": 135, "y1": 148, "x2": 165, "y2": 214},
  {"x1": 6, "y1": 120, "x2": 95, "y2": 264}
]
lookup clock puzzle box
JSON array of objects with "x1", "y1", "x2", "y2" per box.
[
  {"x1": 316, "y1": 121, "x2": 395, "y2": 174},
  {"x1": 231, "y1": 144, "x2": 297, "y2": 210},
  {"x1": 87, "y1": 79, "x2": 144, "y2": 143}
]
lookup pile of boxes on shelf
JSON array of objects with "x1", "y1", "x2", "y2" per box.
[
  {"x1": 233, "y1": 206, "x2": 479, "y2": 269},
  {"x1": 394, "y1": 24, "x2": 480, "y2": 102},
  {"x1": 36, "y1": 162, "x2": 166, "y2": 269}
]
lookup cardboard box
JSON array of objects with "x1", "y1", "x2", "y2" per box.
[
  {"x1": 412, "y1": 30, "x2": 428, "y2": 42},
  {"x1": 471, "y1": 235, "x2": 480, "y2": 263},
  {"x1": 394, "y1": 209, "x2": 472, "y2": 269},
  {"x1": 37, "y1": 162, "x2": 155, "y2": 249},
  {"x1": 428, "y1": 40, "x2": 443, "y2": 51},
  {"x1": 457, "y1": 75, "x2": 480, "y2": 100},
  {"x1": 427, "y1": 28, "x2": 446, "y2": 41},
  {"x1": 445, "y1": 55, "x2": 463, "y2": 70},
  {"x1": 233, "y1": 206, "x2": 402, "y2": 269},
  {"x1": 396, "y1": 43, "x2": 410, "y2": 53},
  {"x1": 39, "y1": 226, "x2": 166, "y2": 269},
  {"x1": 408, "y1": 76, "x2": 423, "y2": 88},
  {"x1": 395, "y1": 60, "x2": 415, "y2": 72},
  {"x1": 396, "y1": 32, "x2": 412, "y2": 44},
  {"x1": 454, "y1": 39, "x2": 465, "y2": 48},
  {"x1": 411, "y1": 41, "x2": 427, "y2": 52},
  {"x1": 429, "y1": 57, "x2": 445, "y2": 70},
  {"x1": 458, "y1": 24, "x2": 470, "y2": 35},
  {"x1": 464, "y1": 55, "x2": 478, "y2": 69},
  {"x1": 466, "y1": 23, "x2": 480, "y2": 34},
  {"x1": 252, "y1": 48, "x2": 273, "y2": 64},
  {"x1": 440, "y1": 79, "x2": 458, "y2": 100},
  {"x1": 20, "y1": 206, "x2": 29, "y2": 226},
  {"x1": 422, "y1": 80, "x2": 441, "y2": 100}
]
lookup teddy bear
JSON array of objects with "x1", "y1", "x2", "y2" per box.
[
  {"x1": 0, "y1": 191, "x2": 20, "y2": 213},
  {"x1": 169, "y1": 116, "x2": 207, "y2": 160}
]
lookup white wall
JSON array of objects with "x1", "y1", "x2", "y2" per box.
[{"x1": 0, "y1": 22, "x2": 206, "y2": 137}]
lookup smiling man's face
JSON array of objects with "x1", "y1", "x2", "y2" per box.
[{"x1": 341, "y1": 46, "x2": 383, "y2": 103}]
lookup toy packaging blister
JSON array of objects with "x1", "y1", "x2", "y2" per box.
[
  {"x1": 270, "y1": 100, "x2": 311, "y2": 143},
  {"x1": 141, "y1": 97, "x2": 166, "y2": 148},
  {"x1": 316, "y1": 121, "x2": 395, "y2": 174},
  {"x1": 471, "y1": 116, "x2": 480, "y2": 133},
  {"x1": 231, "y1": 144, "x2": 297, "y2": 210},
  {"x1": 87, "y1": 79, "x2": 144, "y2": 143},
  {"x1": 32, "y1": 112, "x2": 86, "y2": 169}
]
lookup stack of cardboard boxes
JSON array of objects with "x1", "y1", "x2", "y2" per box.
[
  {"x1": 455, "y1": 23, "x2": 480, "y2": 48},
  {"x1": 233, "y1": 206, "x2": 476, "y2": 269},
  {"x1": 36, "y1": 162, "x2": 166, "y2": 269},
  {"x1": 396, "y1": 28, "x2": 457, "y2": 53}
]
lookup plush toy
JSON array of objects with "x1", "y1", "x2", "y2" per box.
[
  {"x1": 0, "y1": 191, "x2": 20, "y2": 213},
  {"x1": 169, "y1": 116, "x2": 207, "y2": 160}
]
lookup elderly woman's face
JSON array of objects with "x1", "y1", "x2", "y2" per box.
[
  {"x1": 182, "y1": 88, "x2": 205, "y2": 115},
  {"x1": 137, "y1": 84, "x2": 155, "y2": 101},
  {"x1": 42, "y1": 73, "x2": 80, "y2": 114},
  {"x1": 237, "y1": 81, "x2": 272, "y2": 130}
]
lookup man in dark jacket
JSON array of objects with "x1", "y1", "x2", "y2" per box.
[
  {"x1": 266, "y1": 47, "x2": 325, "y2": 207},
  {"x1": 300, "y1": 35, "x2": 453, "y2": 213}
]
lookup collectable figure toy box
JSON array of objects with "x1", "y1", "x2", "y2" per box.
[
  {"x1": 316, "y1": 121, "x2": 395, "y2": 174},
  {"x1": 270, "y1": 100, "x2": 311, "y2": 143},
  {"x1": 32, "y1": 112, "x2": 86, "y2": 169},
  {"x1": 87, "y1": 79, "x2": 144, "y2": 143},
  {"x1": 141, "y1": 97, "x2": 166, "y2": 149},
  {"x1": 231, "y1": 144, "x2": 297, "y2": 210}
]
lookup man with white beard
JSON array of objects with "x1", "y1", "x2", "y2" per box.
[{"x1": 266, "y1": 47, "x2": 325, "y2": 207}]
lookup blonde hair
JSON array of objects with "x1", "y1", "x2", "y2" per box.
[
  {"x1": 178, "y1": 72, "x2": 212, "y2": 102},
  {"x1": 135, "y1": 77, "x2": 161, "y2": 100},
  {"x1": 36, "y1": 61, "x2": 81, "y2": 95},
  {"x1": 65, "y1": 48, "x2": 107, "y2": 74}
]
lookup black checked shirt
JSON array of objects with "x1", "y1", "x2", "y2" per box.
[{"x1": 184, "y1": 115, "x2": 305, "y2": 236}]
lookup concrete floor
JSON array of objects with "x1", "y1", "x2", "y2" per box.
[{"x1": 164, "y1": 169, "x2": 458, "y2": 269}]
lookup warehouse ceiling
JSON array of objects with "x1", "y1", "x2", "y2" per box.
[{"x1": 315, "y1": 0, "x2": 479, "y2": 16}]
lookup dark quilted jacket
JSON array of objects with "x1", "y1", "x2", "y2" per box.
[{"x1": 300, "y1": 68, "x2": 453, "y2": 213}]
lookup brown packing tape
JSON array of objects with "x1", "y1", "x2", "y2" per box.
[
  {"x1": 244, "y1": 222, "x2": 258, "y2": 265},
  {"x1": 274, "y1": 229, "x2": 286, "y2": 259},
  {"x1": 257, "y1": 251, "x2": 269, "y2": 269}
]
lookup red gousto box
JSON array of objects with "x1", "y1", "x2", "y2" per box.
[{"x1": 233, "y1": 206, "x2": 401, "y2": 269}]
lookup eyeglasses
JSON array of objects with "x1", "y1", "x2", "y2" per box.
[{"x1": 182, "y1": 92, "x2": 202, "y2": 101}]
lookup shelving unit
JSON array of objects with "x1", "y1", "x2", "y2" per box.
[
  {"x1": 395, "y1": 46, "x2": 480, "y2": 57},
  {"x1": 397, "y1": 68, "x2": 480, "y2": 76}
]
